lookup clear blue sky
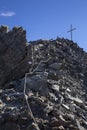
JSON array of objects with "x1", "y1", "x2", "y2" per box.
[{"x1": 0, "y1": 0, "x2": 87, "y2": 51}]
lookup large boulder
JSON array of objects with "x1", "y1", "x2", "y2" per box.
[{"x1": 0, "y1": 25, "x2": 30, "y2": 86}]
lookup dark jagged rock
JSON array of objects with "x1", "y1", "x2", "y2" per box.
[
  {"x1": 0, "y1": 26, "x2": 30, "y2": 86},
  {"x1": 0, "y1": 26, "x2": 87, "y2": 130}
]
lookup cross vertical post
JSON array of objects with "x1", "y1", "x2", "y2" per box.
[
  {"x1": 71, "y1": 25, "x2": 72, "y2": 40},
  {"x1": 67, "y1": 24, "x2": 76, "y2": 40}
]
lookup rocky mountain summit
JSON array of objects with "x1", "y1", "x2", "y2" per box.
[{"x1": 0, "y1": 26, "x2": 87, "y2": 130}]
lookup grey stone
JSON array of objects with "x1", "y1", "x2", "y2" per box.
[
  {"x1": 51, "y1": 84, "x2": 60, "y2": 92},
  {"x1": 76, "y1": 119, "x2": 85, "y2": 130},
  {"x1": 26, "y1": 123, "x2": 39, "y2": 130},
  {"x1": 49, "y1": 62, "x2": 62, "y2": 70},
  {"x1": 26, "y1": 75, "x2": 49, "y2": 96}
]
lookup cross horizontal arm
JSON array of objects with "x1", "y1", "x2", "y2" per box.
[{"x1": 67, "y1": 28, "x2": 76, "y2": 33}]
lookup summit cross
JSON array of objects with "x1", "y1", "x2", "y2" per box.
[{"x1": 67, "y1": 25, "x2": 76, "y2": 40}]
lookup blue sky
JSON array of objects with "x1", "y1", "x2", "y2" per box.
[{"x1": 0, "y1": 0, "x2": 87, "y2": 51}]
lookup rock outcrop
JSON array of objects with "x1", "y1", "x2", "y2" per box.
[
  {"x1": 0, "y1": 26, "x2": 87, "y2": 130},
  {"x1": 0, "y1": 25, "x2": 30, "y2": 86}
]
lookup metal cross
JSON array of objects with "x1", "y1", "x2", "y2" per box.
[{"x1": 67, "y1": 24, "x2": 76, "y2": 40}]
